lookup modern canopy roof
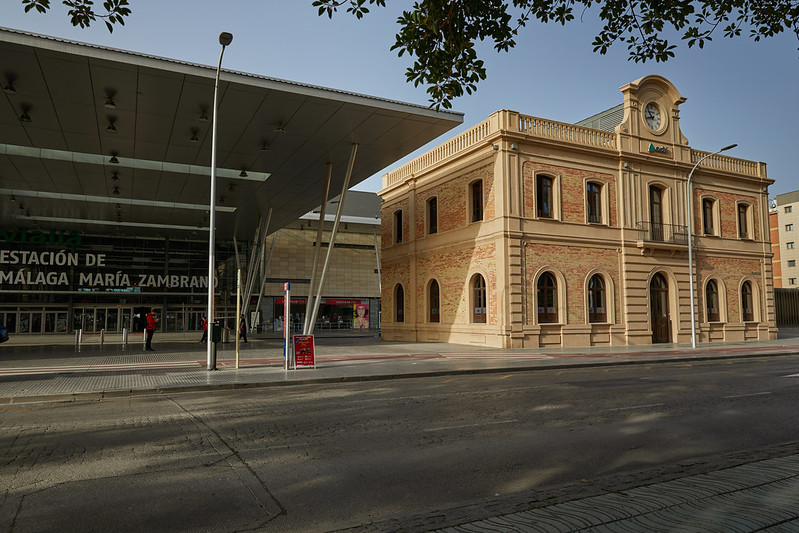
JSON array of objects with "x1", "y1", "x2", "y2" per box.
[{"x1": 0, "y1": 27, "x2": 463, "y2": 240}]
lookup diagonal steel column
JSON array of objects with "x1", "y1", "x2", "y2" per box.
[
  {"x1": 303, "y1": 164, "x2": 333, "y2": 334},
  {"x1": 254, "y1": 230, "x2": 278, "y2": 331},
  {"x1": 308, "y1": 144, "x2": 358, "y2": 335},
  {"x1": 242, "y1": 209, "x2": 271, "y2": 328}
]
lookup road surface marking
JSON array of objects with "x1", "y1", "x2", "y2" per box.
[
  {"x1": 425, "y1": 419, "x2": 519, "y2": 432},
  {"x1": 606, "y1": 403, "x2": 663, "y2": 412},
  {"x1": 723, "y1": 391, "x2": 772, "y2": 399}
]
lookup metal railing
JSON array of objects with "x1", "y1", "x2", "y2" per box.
[{"x1": 636, "y1": 221, "x2": 688, "y2": 245}]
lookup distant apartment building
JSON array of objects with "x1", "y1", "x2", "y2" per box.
[
  {"x1": 773, "y1": 191, "x2": 799, "y2": 287},
  {"x1": 770, "y1": 207, "x2": 783, "y2": 288},
  {"x1": 379, "y1": 75, "x2": 777, "y2": 348}
]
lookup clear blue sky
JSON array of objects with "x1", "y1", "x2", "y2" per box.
[{"x1": 1, "y1": 1, "x2": 796, "y2": 197}]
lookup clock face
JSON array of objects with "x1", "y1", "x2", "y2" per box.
[{"x1": 644, "y1": 103, "x2": 662, "y2": 130}]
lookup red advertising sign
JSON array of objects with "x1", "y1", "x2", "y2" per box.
[
  {"x1": 276, "y1": 298, "x2": 306, "y2": 305},
  {"x1": 293, "y1": 335, "x2": 316, "y2": 368}
]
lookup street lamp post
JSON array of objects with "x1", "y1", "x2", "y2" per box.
[
  {"x1": 687, "y1": 143, "x2": 737, "y2": 349},
  {"x1": 207, "y1": 32, "x2": 233, "y2": 371}
]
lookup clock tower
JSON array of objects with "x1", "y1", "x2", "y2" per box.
[{"x1": 615, "y1": 75, "x2": 691, "y2": 163}]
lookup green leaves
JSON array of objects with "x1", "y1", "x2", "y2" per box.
[
  {"x1": 315, "y1": 0, "x2": 799, "y2": 109},
  {"x1": 21, "y1": 0, "x2": 131, "y2": 32},
  {"x1": 19, "y1": 0, "x2": 799, "y2": 109}
]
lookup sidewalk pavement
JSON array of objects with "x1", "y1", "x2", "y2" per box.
[
  {"x1": 2, "y1": 328, "x2": 799, "y2": 405},
  {"x1": 2, "y1": 329, "x2": 799, "y2": 532}
]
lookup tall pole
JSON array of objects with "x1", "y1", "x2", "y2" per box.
[
  {"x1": 207, "y1": 32, "x2": 233, "y2": 371},
  {"x1": 687, "y1": 143, "x2": 737, "y2": 349}
]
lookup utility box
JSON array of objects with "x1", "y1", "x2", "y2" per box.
[{"x1": 211, "y1": 322, "x2": 222, "y2": 343}]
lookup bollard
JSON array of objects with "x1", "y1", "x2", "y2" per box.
[
  {"x1": 100, "y1": 328, "x2": 105, "y2": 346},
  {"x1": 75, "y1": 329, "x2": 80, "y2": 348},
  {"x1": 143, "y1": 330, "x2": 146, "y2": 351},
  {"x1": 122, "y1": 327, "x2": 128, "y2": 345}
]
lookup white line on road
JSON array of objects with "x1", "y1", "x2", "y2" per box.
[
  {"x1": 606, "y1": 403, "x2": 663, "y2": 412},
  {"x1": 723, "y1": 391, "x2": 772, "y2": 399},
  {"x1": 425, "y1": 419, "x2": 519, "y2": 432}
]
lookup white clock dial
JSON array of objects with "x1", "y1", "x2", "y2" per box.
[{"x1": 644, "y1": 103, "x2": 662, "y2": 130}]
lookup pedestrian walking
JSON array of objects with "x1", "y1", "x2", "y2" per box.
[
  {"x1": 200, "y1": 316, "x2": 208, "y2": 343},
  {"x1": 239, "y1": 315, "x2": 248, "y2": 343},
  {"x1": 145, "y1": 309, "x2": 157, "y2": 351}
]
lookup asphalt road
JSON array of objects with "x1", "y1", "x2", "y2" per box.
[{"x1": 2, "y1": 355, "x2": 799, "y2": 532}]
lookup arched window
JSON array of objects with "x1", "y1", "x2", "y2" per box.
[
  {"x1": 586, "y1": 182, "x2": 602, "y2": 224},
  {"x1": 429, "y1": 280, "x2": 440, "y2": 323},
  {"x1": 706, "y1": 280, "x2": 720, "y2": 322},
  {"x1": 537, "y1": 272, "x2": 558, "y2": 323},
  {"x1": 741, "y1": 281, "x2": 754, "y2": 322},
  {"x1": 471, "y1": 274, "x2": 486, "y2": 323},
  {"x1": 588, "y1": 274, "x2": 607, "y2": 323},
  {"x1": 537, "y1": 175, "x2": 553, "y2": 219},
  {"x1": 395, "y1": 284, "x2": 404, "y2": 323}
]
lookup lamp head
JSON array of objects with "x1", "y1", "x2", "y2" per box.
[
  {"x1": 720, "y1": 143, "x2": 737, "y2": 152},
  {"x1": 219, "y1": 32, "x2": 233, "y2": 46}
]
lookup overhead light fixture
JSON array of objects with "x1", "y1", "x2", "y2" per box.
[
  {"x1": 112, "y1": 186, "x2": 120, "y2": 195},
  {"x1": 190, "y1": 129, "x2": 200, "y2": 143},
  {"x1": 239, "y1": 169, "x2": 248, "y2": 177},
  {"x1": 109, "y1": 154, "x2": 119, "y2": 164},
  {"x1": 3, "y1": 81, "x2": 16, "y2": 95},
  {"x1": 0, "y1": 187, "x2": 236, "y2": 213},
  {"x1": 115, "y1": 203, "x2": 122, "y2": 209},
  {"x1": 106, "y1": 122, "x2": 117, "y2": 133},
  {"x1": 260, "y1": 142, "x2": 269, "y2": 151},
  {"x1": 104, "y1": 97, "x2": 116, "y2": 109},
  {"x1": 275, "y1": 123, "x2": 286, "y2": 134},
  {"x1": 218, "y1": 195, "x2": 225, "y2": 204},
  {"x1": 227, "y1": 183, "x2": 236, "y2": 192},
  {"x1": 198, "y1": 111, "x2": 209, "y2": 123},
  {"x1": 111, "y1": 172, "x2": 119, "y2": 181},
  {"x1": 19, "y1": 107, "x2": 31, "y2": 122},
  {"x1": 9, "y1": 195, "x2": 15, "y2": 202}
]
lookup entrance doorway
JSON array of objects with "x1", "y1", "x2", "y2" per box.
[{"x1": 650, "y1": 273, "x2": 670, "y2": 343}]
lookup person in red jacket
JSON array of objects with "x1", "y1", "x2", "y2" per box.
[
  {"x1": 145, "y1": 309, "x2": 157, "y2": 351},
  {"x1": 200, "y1": 316, "x2": 208, "y2": 343}
]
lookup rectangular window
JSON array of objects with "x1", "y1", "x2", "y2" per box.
[
  {"x1": 788, "y1": 242, "x2": 795, "y2": 250},
  {"x1": 471, "y1": 181, "x2": 483, "y2": 222},
  {"x1": 791, "y1": 278, "x2": 798, "y2": 286},
  {"x1": 787, "y1": 224, "x2": 794, "y2": 232},
  {"x1": 537, "y1": 176, "x2": 553, "y2": 218},
  {"x1": 789, "y1": 260, "x2": 797, "y2": 267},
  {"x1": 586, "y1": 182, "x2": 602, "y2": 224},
  {"x1": 737, "y1": 204, "x2": 749, "y2": 239},
  {"x1": 427, "y1": 197, "x2": 437, "y2": 234},
  {"x1": 702, "y1": 198, "x2": 714, "y2": 235},
  {"x1": 394, "y1": 210, "x2": 403, "y2": 243},
  {"x1": 786, "y1": 206, "x2": 793, "y2": 213}
]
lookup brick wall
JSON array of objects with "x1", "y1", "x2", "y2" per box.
[
  {"x1": 524, "y1": 242, "x2": 619, "y2": 325},
  {"x1": 696, "y1": 255, "x2": 763, "y2": 323},
  {"x1": 414, "y1": 243, "x2": 498, "y2": 325},
  {"x1": 522, "y1": 162, "x2": 616, "y2": 226}
]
